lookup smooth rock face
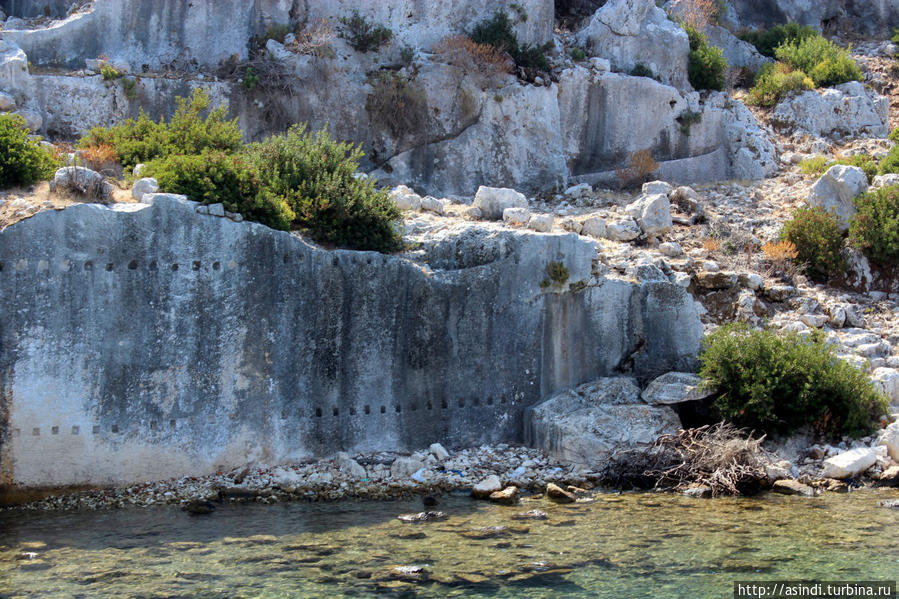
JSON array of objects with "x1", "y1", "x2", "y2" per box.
[
  {"x1": 821, "y1": 447, "x2": 887, "y2": 479},
  {"x1": 525, "y1": 377, "x2": 683, "y2": 464},
  {"x1": 0, "y1": 199, "x2": 703, "y2": 491},
  {"x1": 771, "y1": 82, "x2": 890, "y2": 140},
  {"x1": 577, "y1": 0, "x2": 690, "y2": 89},
  {"x1": 807, "y1": 165, "x2": 868, "y2": 232},
  {"x1": 641, "y1": 372, "x2": 712, "y2": 405}
]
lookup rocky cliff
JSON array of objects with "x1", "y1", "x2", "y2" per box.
[{"x1": 0, "y1": 194, "x2": 701, "y2": 492}]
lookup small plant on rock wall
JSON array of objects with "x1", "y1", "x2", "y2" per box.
[
  {"x1": 684, "y1": 25, "x2": 727, "y2": 91},
  {"x1": 339, "y1": 10, "x2": 392, "y2": 53},
  {"x1": 470, "y1": 10, "x2": 551, "y2": 73},
  {"x1": 291, "y1": 19, "x2": 336, "y2": 58},
  {"x1": 365, "y1": 71, "x2": 427, "y2": 138},
  {"x1": 629, "y1": 63, "x2": 655, "y2": 79},
  {"x1": 434, "y1": 35, "x2": 514, "y2": 87},
  {"x1": 615, "y1": 149, "x2": 659, "y2": 189},
  {"x1": 100, "y1": 63, "x2": 123, "y2": 81},
  {"x1": 541, "y1": 261, "x2": 570, "y2": 288}
]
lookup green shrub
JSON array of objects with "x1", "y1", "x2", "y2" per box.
[
  {"x1": 799, "y1": 155, "x2": 828, "y2": 176},
  {"x1": 699, "y1": 324, "x2": 888, "y2": 438},
  {"x1": 144, "y1": 151, "x2": 294, "y2": 231},
  {"x1": 892, "y1": 28, "x2": 899, "y2": 44},
  {"x1": 684, "y1": 25, "x2": 727, "y2": 91},
  {"x1": 470, "y1": 11, "x2": 550, "y2": 72},
  {"x1": 890, "y1": 128, "x2": 899, "y2": 144},
  {"x1": 339, "y1": 10, "x2": 392, "y2": 52},
  {"x1": 878, "y1": 145, "x2": 899, "y2": 176},
  {"x1": 0, "y1": 113, "x2": 58, "y2": 189},
  {"x1": 801, "y1": 154, "x2": 878, "y2": 182},
  {"x1": 775, "y1": 35, "x2": 861, "y2": 87},
  {"x1": 80, "y1": 88, "x2": 242, "y2": 170},
  {"x1": 244, "y1": 125, "x2": 402, "y2": 252},
  {"x1": 850, "y1": 185, "x2": 899, "y2": 265},
  {"x1": 746, "y1": 62, "x2": 814, "y2": 107},
  {"x1": 630, "y1": 63, "x2": 655, "y2": 78},
  {"x1": 263, "y1": 24, "x2": 291, "y2": 45},
  {"x1": 100, "y1": 63, "x2": 122, "y2": 81},
  {"x1": 780, "y1": 206, "x2": 846, "y2": 281},
  {"x1": 738, "y1": 22, "x2": 816, "y2": 58},
  {"x1": 570, "y1": 47, "x2": 585, "y2": 61}
]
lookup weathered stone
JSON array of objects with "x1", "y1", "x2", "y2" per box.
[
  {"x1": 131, "y1": 177, "x2": 159, "y2": 202},
  {"x1": 879, "y1": 465, "x2": 899, "y2": 485},
  {"x1": 0, "y1": 91, "x2": 15, "y2": 112},
  {"x1": 877, "y1": 422, "x2": 899, "y2": 462},
  {"x1": 704, "y1": 24, "x2": 770, "y2": 74},
  {"x1": 682, "y1": 484, "x2": 711, "y2": 498},
  {"x1": 389, "y1": 185, "x2": 422, "y2": 211},
  {"x1": 807, "y1": 165, "x2": 868, "y2": 232},
  {"x1": 488, "y1": 486, "x2": 519, "y2": 505},
  {"x1": 51, "y1": 166, "x2": 111, "y2": 199},
  {"x1": 527, "y1": 213, "x2": 554, "y2": 233},
  {"x1": 565, "y1": 183, "x2": 592, "y2": 199},
  {"x1": 511, "y1": 509, "x2": 548, "y2": 520},
  {"x1": 428, "y1": 443, "x2": 449, "y2": 461},
  {"x1": 821, "y1": 447, "x2": 887, "y2": 479},
  {"x1": 471, "y1": 475, "x2": 503, "y2": 499},
  {"x1": 545, "y1": 482, "x2": 576, "y2": 503},
  {"x1": 658, "y1": 242, "x2": 682, "y2": 258},
  {"x1": 581, "y1": 217, "x2": 607, "y2": 239},
  {"x1": 625, "y1": 193, "x2": 671, "y2": 237},
  {"x1": 642, "y1": 180, "x2": 673, "y2": 196},
  {"x1": 391, "y1": 456, "x2": 425, "y2": 479},
  {"x1": 763, "y1": 285, "x2": 797, "y2": 302},
  {"x1": 336, "y1": 452, "x2": 367, "y2": 479},
  {"x1": 420, "y1": 196, "x2": 447, "y2": 215},
  {"x1": 695, "y1": 271, "x2": 738, "y2": 290},
  {"x1": 872, "y1": 368, "x2": 899, "y2": 405},
  {"x1": 525, "y1": 378, "x2": 684, "y2": 464},
  {"x1": 503, "y1": 207, "x2": 531, "y2": 226},
  {"x1": 771, "y1": 82, "x2": 889, "y2": 140},
  {"x1": 397, "y1": 511, "x2": 447, "y2": 523},
  {"x1": 14, "y1": 109, "x2": 41, "y2": 132},
  {"x1": 606, "y1": 219, "x2": 641, "y2": 241},
  {"x1": 873, "y1": 174, "x2": 899, "y2": 189},
  {"x1": 474, "y1": 186, "x2": 528, "y2": 220},
  {"x1": 641, "y1": 372, "x2": 712, "y2": 406},
  {"x1": 772, "y1": 479, "x2": 816, "y2": 497}
]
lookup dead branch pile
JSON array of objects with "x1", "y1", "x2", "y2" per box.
[{"x1": 601, "y1": 423, "x2": 773, "y2": 496}]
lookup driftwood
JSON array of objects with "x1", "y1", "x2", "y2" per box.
[{"x1": 601, "y1": 423, "x2": 773, "y2": 496}]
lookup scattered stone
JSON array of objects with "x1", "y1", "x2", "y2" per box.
[
  {"x1": 527, "y1": 213, "x2": 554, "y2": 233},
  {"x1": 51, "y1": 166, "x2": 112, "y2": 200},
  {"x1": 695, "y1": 271, "x2": 738, "y2": 290},
  {"x1": 336, "y1": 452, "x2": 367, "y2": 478},
  {"x1": 391, "y1": 456, "x2": 425, "y2": 479},
  {"x1": 581, "y1": 216, "x2": 607, "y2": 239},
  {"x1": 625, "y1": 193, "x2": 672, "y2": 237},
  {"x1": 606, "y1": 219, "x2": 640, "y2": 241},
  {"x1": 488, "y1": 486, "x2": 519, "y2": 505},
  {"x1": 877, "y1": 422, "x2": 899, "y2": 461},
  {"x1": 473, "y1": 186, "x2": 528, "y2": 220},
  {"x1": 510, "y1": 509, "x2": 548, "y2": 521},
  {"x1": 682, "y1": 484, "x2": 711, "y2": 498},
  {"x1": 132, "y1": 177, "x2": 159, "y2": 202},
  {"x1": 471, "y1": 474, "x2": 503, "y2": 499},
  {"x1": 821, "y1": 446, "x2": 887, "y2": 479},
  {"x1": 565, "y1": 183, "x2": 592, "y2": 199},
  {"x1": 763, "y1": 285, "x2": 797, "y2": 302},
  {"x1": 181, "y1": 499, "x2": 216, "y2": 515},
  {"x1": 390, "y1": 185, "x2": 422, "y2": 211},
  {"x1": 545, "y1": 482, "x2": 576, "y2": 503},
  {"x1": 397, "y1": 511, "x2": 447, "y2": 523},
  {"x1": 0, "y1": 91, "x2": 15, "y2": 112},
  {"x1": 878, "y1": 465, "x2": 899, "y2": 486},
  {"x1": 429, "y1": 443, "x2": 449, "y2": 461},
  {"x1": 772, "y1": 480, "x2": 815, "y2": 497},
  {"x1": 420, "y1": 196, "x2": 447, "y2": 215},
  {"x1": 658, "y1": 242, "x2": 682, "y2": 257},
  {"x1": 873, "y1": 174, "x2": 899, "y2": 189},
  {"x1": 878, "y1": 499, "x2": 899, "y2": 509},
  {"x1": 503, "y1": 206, "x2": 531, "y2": 226}
]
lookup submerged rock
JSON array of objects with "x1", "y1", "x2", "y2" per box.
[{"x1": 397, "y1": 511, "x2": 447, "y2": 524}]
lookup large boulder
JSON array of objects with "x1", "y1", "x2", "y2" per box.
[
  {"x1": 642, "y1": 372, "x2": 713, "y2": 406},
  {"x1": 704, "y1": 25, "x2": 770, "y2": 75},
  {"x1": 625, "y1": 192, "x2": 672, "y2": 237},
  {"x1": 51, "y1": 166, "x2": 113, "y2": 199},
  {"x1": 525, "y1": 377, "x2": 682, "y2": 464},
  {"x1": 878, "y1": 422, "x2": 899, "y2": 462},
  {"x1": 821, "y1": 446, "x2": 887, "y2": 479},
  {"x1": 771, "y1": 82, "x2": 890, "y2": 140},
  {"x1": 576, "y1": 0, "x2": 690, "y2": 90},
  {"x1": 807, "y1": 165, "x2": 868, "y2": 231},
  {"x1": 474, "y1": 186, "x2": 528, "y2": 220}
]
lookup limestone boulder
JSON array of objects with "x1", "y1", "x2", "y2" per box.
[
  {"x1": 719, "y1": 96, "x2": 780, "y2": 181},
  {"x1": 474, "y1": 187, "x2": 528, "y2": 220},
  {"x1": 871, "y1": 368, "x2": 899, "y2": 406},
  {"x1": 51, "y1": 166, "x2": 112, "y2": 199},
  {"x1": 877, "y1": 422, "x2": 899, "y2": 462},
  {"x1": 389, "y1": 185, "x2": 422, "y2": 211},
  {"x1": 577, "y1": 0, "x2": 690, "y2": 89},
  {"x1": 503, "y1": 207, "x2": 531, "y2": 226},
  {"x1": 625, "y1": 192, "x2": 672, "y2": 237},
  {"x1": 132, "y1": 177, "x2": 159, "y2": 202},
  {"x1": 606, "y1": 219, "x2": 641, "y2": 242},
  {"x1": 704, "y1": 24, "x2": 770, "y2": 74},
  {"x1": 771, "y1": 82, "x2": 890, "y2": 140},
  {"x1": 525, "y1": 377, "x2": 682, "y2": 464},
  {"x1": 873, "y1": 174, "x2": 899, "y2": 189},
  {"x1": 0, "y1": 91, "x2": 15, "y2": 112},
  {"x1": 581, "y1": 216, "x2": 607, "y2": 239},
  {"x1": 336, "y1": 452, "x2": 367, "y2": 479},
  {"x1": 807, "y1": 165, "x2": 868, "y2": 232},
  {"x1": 472, "y1": 475, "x2": 503, "y2": 499},
  {"x1": 390, "y1": 456, "x2": 425, "y2": 479},
  {"x1": 527, "y1": 213, "x2": 554, "y2": 233},
  {"x1": 641, "y1": 372, "x2": 713, "y2": 406},
  {"x1": 821, "y1": 446, "x2": 887, "y2": 479}
]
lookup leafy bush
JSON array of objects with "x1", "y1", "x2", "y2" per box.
[
  {"x1": 699, "y1": 324, "x2": 888, "y2": 438},
  {"x1": 630, "y1": 63, "x2": 655, "y2": 78},
  {"x1": 890, "y1": 128, "x2": 899, "y2": 144},
  {"x1": 850, "y1": 185, "x2": 899, "y2": 265},
  {"x1": 365, "y1": 71, "x2": 427, "y2": 138},
  {"x1": 684, "y1": 25, "x2": 727, "y2": 91},
  {"x1": 780, "y1": 206, "x2": 846, "y2": 281},
  {"x1": 799, "y1": 155, "x2": 828, "y2": 176},
  {"x1": 570, "y1": 47, "x2": 585, "y2": 61},
  {"x1": 878, "y1": 145, "x2": 899, "y2": 176},
  {"x1": 144, "y1": 151, "x2": 294, "y2": 231},
  {"x1": 775, "y1": 35, "x2": 861, "y2": 87},
  {"x1": 0, "y1": 113, "x2": 58, "y2": 189},
  {"x1": 800, "y1": 154, "x2": 878, "y2": 182},
  {"x1": 100, "y1": 63, "x2": 123, "y2": 80},
  {"x1": 339, "y1": 10, "x2": 392, "y2": 52},
  {"x1": 80, "y1": 88, "x2": 242, "y2": 170},
  {"x1": 738, "y1": 22, "x2": 816, "y2": 58},
  {"x1": 746, "y1": 62, "x2": 814, "y2": 107},
  {"x1": 434, "y1": 35, "x2": 514, "y2": 85},
  {"x1": 244, "y1": 125, "x2": 402, "y2": 252},
  {"x1": 470, "y1": 11, "x2": 550, "y2": 72}
]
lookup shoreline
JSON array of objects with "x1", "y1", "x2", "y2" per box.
[{"x1": 4, "y1": 441, "x2": 896, "y2": 513}]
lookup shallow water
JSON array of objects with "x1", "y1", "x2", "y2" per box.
[{"x1": 1, "y1": 489, "x2": 897, "y2": 598}]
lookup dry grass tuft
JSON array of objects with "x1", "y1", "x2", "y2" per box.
[
  {"x1": 616, "y1": 149, "x2": 659, "y2": 189},
  {"x1": 290, "y1": 19, "x2": 336, "y2": 58},
  {"x1": 434, "y1": 35, "x2": 514, "y2": 88}
]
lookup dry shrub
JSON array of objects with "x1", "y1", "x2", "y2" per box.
[
  {"x1": 672, "y1": 0, "x2": 720, "y2": 30},
  {"x1": 762, "y1": 240, "x2": 798, "y2": 268},
  {"x1": 615, "y1": 149, "x2": 659, "y2": 189},
  {"x1": 702, "y1": 237, "x2": 721, "y2": 252},
  {"x1": 290, "y1": 19, "x2": 336, "y2": 58},
  {"x1": 366, "y1": 71, "x2": 428, "y2": 138},
  {"x1": 434, "y1": 35, "x2": 514, "y2": 88},
  {"x1": 602, "y1": 423, "x2": 771, "y2": 496},
  {"x1": 78, "y1": 143, "x2": 119, "y2": 174}
]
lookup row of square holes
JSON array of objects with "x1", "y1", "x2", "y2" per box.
[
  {"x1": 0, "y1": 252, "x2": 386, "y2": 275},
  {"x1": 10, "y1": 397, "x2": 517, "y2": 437}
]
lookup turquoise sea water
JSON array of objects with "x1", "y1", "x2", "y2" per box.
[{"x1": 1, "y1": 489, "x2": 897, "y2": 598}]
